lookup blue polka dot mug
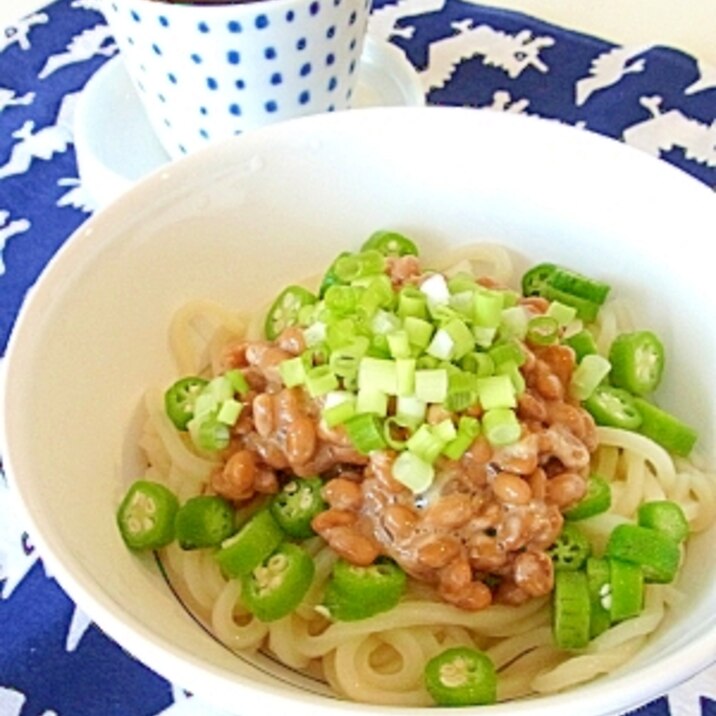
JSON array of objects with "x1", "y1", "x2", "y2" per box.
[{"x1": 102, "y1": 0, "x2": 372, "y2": 158}]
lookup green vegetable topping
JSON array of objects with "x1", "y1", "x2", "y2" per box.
[
  {"x1": 164, "y1": 376, "x2": 209, "y2": 431},
  {"x1": 608, "y1": 557, "x2": 644, "y2": 622},
  {"x1": 521, "y1": 262, "x2": 610, "y2": 321},
  {"x1": 609, "y1": 330, "x2": 665, "y2": 396},
  {"x1": 634, "y1": 398, "x2": 698, "y2": 457},
  {"x1": 361, "y1": 230, "x2": 419, "y2": 257},
  {"x1": 241, "y1": 543, "x2": 315, "y2": 622},
  {"x1": 585, "y1": 557, "x2": 611, "y2": 638},
  {"x1": 215, "y1": 509, "x2": 284, "y2": 578},
  {"x1": 584, "y1": 385, "x2": 642, "y2": 430},
  {"x1": 270, "y1": 477, "x2": 327, "y2": 539},
  {"x1": 116, "y1": 480, "x2": 179, "y2": 551},
  {"x1": 565, "y1": 474, "x2": 612, "y2": 521},
  {"x1": 605, "y1": 523, "x2": 681, "y2": 583},
  {"x1": 174, "y1": 495, "x2": 235, "y2": 550},
  {"x1": 521, "y1": 263, "x2": 557, "y2": 297},
  {"x1": 553, "y1": 570, "x2": 590, "y2": 649},
  {"x1": 424, "y1": 647, "x2": 497, "y2": 706},
  {"x1": 637, "y1": 500, "x2": 689, "y2": 544},
  {"x1": 264, "y1": 285, "x2": 317, "y2": 340},
  {"x1": 547, "y1": 523, "x2": 592, "y2": 571},
  {"x1": 564, "y1": 329, "x2": 598, "y2": 361},
  {"x1": 323, "y1": 558, "x2": 407, "y2": 621}
]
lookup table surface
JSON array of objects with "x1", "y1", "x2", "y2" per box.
[{"x1": 1, "y1": 0, "x2": 715, "y2": 714}]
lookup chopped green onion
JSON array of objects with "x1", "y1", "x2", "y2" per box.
[
  {"x1": 355, "y1": 386, "x2": 389, "y2": 416},
  {"x1": 442, "y1": 416, "x2": 481, "y2": 460},
  {"x1": 217, "y1": 398, "x2": 243, "y2": 426},
  {"x1": 333, "y1": 249, "x2": 384, "y2": 282},
  {"x1": 324, "y1": 284, "x2": 361, "y2": 316},
  {"x1": 460, "y1": 352, "x2": 495, "y2": 377},
  {"x1": 564, "y1": 329, "x2": 598, "y2": 361},
  {"x1": 305, "y1": 365, "x2": 339, "y2": 398},
  {"x1": 407, "y1": 424, "x2": 446, "y2": 464},
  {"x1": 570, "y1": 354, "x2": 611, "y2": 401},
  {"x1": 546, "y1": 300, "x2": 578, "y2": 326},
  {"x1": 398, "y1": 286, "x2": 428, "y2": 319},
  {"x1": 301, "y1": 320, "x2": 326, "y2": 348},
  {"x1": 477, "y1": 374, "x2": 516, "y2": 410},
  {"x1": 415, "y1": 368, "x2": 449, "y2": 404},
  {"x1": 387, "y1": 330, "x2": 411, "y2": 359},
  {"x1": 191, "y1": 413, "x2": 231, "y2": 452},
  {"x1": 329, "y1": 339, "x2": 368, "y2": 379},
  {"x1": 495, "y1": 359, "x2": 526, "y2": 395},
  {"x1": 225, "y1": 369, "x2": 249, "y2": 396},
  {"x1": 447, "y1": 272, "x2": 478, "y2": 295},
  {"x1": 358, "y1": 357, "x2": 398, "y2": 395},
  {"x1": 482, "y1": 408, "x2": 521, "y2": 446},
  {"x1": 432, "y1": 418, "x2": 457, "y2": 443},
  {"x1": 396, "y1": 358, "x2": 416, "y2": 396},
  {"x1": 279, "y1": 355, "x2": 307, "y2": 388},
  {"x1": 421, "y1": 273, "x2": 451, "y2": 310},
  {"x1": 326, "y1": 318, "x2": 360, "y2": 350},
  {"x1": 358, "y1": 274, "x2": 394, "y2": 315},
  {"x1": 443, "y1": 317, "x2": 475, "y2": 360},
  {"x1": 527, "y1": 315, "x2": 560, "y2": 345},
  {"x1": 472, "y1": 325, "x2": 497, "y2": 349},
  {"x1": 426, "y1": 328, "x2": 455, "y2": 361},
  {"x1": 445, "y1": 369, "x2": 478, "y2": 412},
  {"x1": 396, "y1": 395, "x2": 427, "y2": 425},
  {"x1": 372, "y1": 309, "x2": 401, "y2": 336},
  {"x1": 499, "y1": 306, "x2": 529, "y2": 340},
  {"x1": 488, "y1": 340, "x2": 525, "y2": 368},
  {"x1": 473, "y1": 289, "x2": 504, "y2": 328},
  {"x1": 344, "y1": 413, "x2": 387, "y2": 453},
  {"x1": 403, "y1": 315, "x2": 434, "y2": 351},
  {"x1": 449, "y1": 290, "x2": 475, "y2": 317},
  {"x1": 322, "y1": 391, "x2": 357, "y2": 427},
  {"x1": 392, "y1": 450, "x2": 435, "y2": 493}
]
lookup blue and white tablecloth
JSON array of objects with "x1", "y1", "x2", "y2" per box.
[{"x1": 1, "y1": 0, "x2": 715, "y2": 714}]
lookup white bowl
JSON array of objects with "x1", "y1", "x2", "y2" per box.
[{"x1": 2, "y1": 106, "x2": 715, "y2": 716}]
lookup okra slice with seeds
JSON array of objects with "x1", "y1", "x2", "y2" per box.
[
  {"x1": 241, "y1": 543, "x2": 315, "y2": 622},
  {"x1": 116, "y1": 479, "x2": 179, "y2": 551},
  {"x1": 424, "y1": 647, "x2": 497, "y2": 706}
]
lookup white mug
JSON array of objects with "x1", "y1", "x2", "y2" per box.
[{"x1": 102, "y1": 0, "x2": 372, "y2": 158}]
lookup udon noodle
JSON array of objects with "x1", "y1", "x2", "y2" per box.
[{"x1": 136, "y1": 243, "x2": 716, "y2": 705}]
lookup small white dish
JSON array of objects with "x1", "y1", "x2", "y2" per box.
[{"x1": 75, "y1": 36, "x2": 425, "y2": 206}]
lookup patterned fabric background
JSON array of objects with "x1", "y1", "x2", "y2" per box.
[{"x1": 0, "y1": 0, "x2": 714, "y2": 713}]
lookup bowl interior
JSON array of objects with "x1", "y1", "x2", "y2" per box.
[{"x1": 2, "y1": 106, "x2": 716, "y2": 716}]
